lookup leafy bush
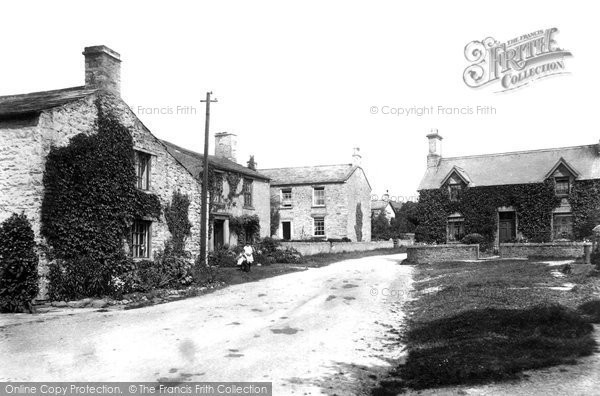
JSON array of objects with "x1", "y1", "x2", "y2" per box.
[
  {"x1": 208, "y1": 246, "x2": 237, "y2": 267},
  {"x1": 591, "y1": 250, "x2": 600, "y2": 266},
  {"x1": 256, "y1": 237, "x2": 280, "y2": 254},
  {"x1": 326, "y1": 237, "x2": 352, "y2": 243},
  {"x1": 461, "y1": 233, "x2": 485, "y2": 245},
  {"x1": 272, "y1": 247, "x2": 303, "y2": 264},
  {"x1": 0, "y1": 213, "x2": 39, "y2": 312}
]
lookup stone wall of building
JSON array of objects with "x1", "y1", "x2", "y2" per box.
[
  {"x1": 345, "y1": 168, "x2": 372, "y2": 242},
  {"x1": 406, "y1": 244, "x2": 480, "y2": 264},
  {"x1": 274, "y1": 183, "x2": 349, "y2": 240},
  {"x1": 100, "y1": 92, "x2": 203, "y2": 258},
  {"x1": 499, "y1": 242, "x2": 591, "y2": 260}
]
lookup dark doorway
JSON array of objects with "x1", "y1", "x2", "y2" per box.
[
  {"x1": 498, "y1": 211, "x2": 516, "y2": 243},
  {"x1": 214, "y1": 219, "x2": 225, "y2": 249},
  {"x1": 282, "y1": 221, "x2": 291, "y2": 240}
]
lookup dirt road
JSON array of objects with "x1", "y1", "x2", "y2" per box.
[{"x1": 0, "y1": 253, "x2": 412, "y2": 395}]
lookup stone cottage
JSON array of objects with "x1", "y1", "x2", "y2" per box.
[
  {"x1": 417, "y1": 129, "x2": 600, "y2": 246},
  {"x1": 162, "y1": 134, "x2": 272, "y2": 249},
  {"x1": 261, "y1": 148, "x2": 371, "y2": 241},
  {"x1": 0, "y1": 45, "x2": 204, "y2": 294}
]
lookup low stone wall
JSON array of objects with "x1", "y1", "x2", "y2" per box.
[
  {"x1": 280, "y1": 239, "x2": 406, "y2": 256},
  {"x1": 406, "y1": 244, "x2": 480, "y2": 264},
  {"x1": 499, "y1": 242, "x2": 591, "y2": 260}
]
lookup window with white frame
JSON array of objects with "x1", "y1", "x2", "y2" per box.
[
  {"x1": 313, "y1": 217, "x2": 325, "y2": 237},
  {"x1": 131, "y1": 220, "x2": 151, "y2": 258},
  {"x1": 554, "y1": 177, "x2": 570, "y2": 196},
  {"x1": 135, "y1": 151, "x2": 151, "y2": 190},
  {"x1": 313, "y1": 186, "x2": 325, "y2": 206},
  {"x1": 281, "y1": 188, "x2": 292, "y2": 208}
]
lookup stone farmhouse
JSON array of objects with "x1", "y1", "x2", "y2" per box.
[
  {"x1": 417, "y1": 129, "x2": 600, "y2": 246},
  {"x1": 0, "y1": 45, "x2": 268, "y2": 294},
  {"x1": 261, "y1": 149, "x2": 371, "y2": 241},
  {"x1": 162, "y1": 135, "x2": 271, "y2": 249}
]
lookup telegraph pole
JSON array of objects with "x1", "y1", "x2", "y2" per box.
[{"x1": 200, "y1": 92, "x2": 217, "y2": 265}]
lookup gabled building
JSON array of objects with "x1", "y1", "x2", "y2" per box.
[
  {"x1": 261, "y1": 149, "x2": 371, "y2": 241},
  {"x1": 163, "y1": 134, "x2": 271, "y2": 249},
  {"x1": 417, "y1": 130, "x2": 600, "y2": 246},
  {"x1": 371, "y1": 197, "x2": 396, "y2": 223}
]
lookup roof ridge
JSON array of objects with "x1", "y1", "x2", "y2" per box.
[
  {"x1": 261, "y1": 163, "x2": 353, "y2": 170},
  {"x1": 442, "y1": 144, "x2": 596, "y2": 161},
  {"x1": 0, "y1": 85, "x2": 93, "y2": 100}
]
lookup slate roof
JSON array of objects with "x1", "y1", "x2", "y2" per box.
[
  {"x1": 260, "y1": 164, "x2": 361, "y2": 186},
  {"x1": 161, "y1": 140, "x2": 270, "y2": 181},
  {"x1": 418, "y1": 144, "x2": 600, "y2": 190},
  {"x1": 0, "y1": 86, "x2": 97, "y2": 118},
  {"x1": 371, "y1": 200, "x2": 392, "y2": 211}
]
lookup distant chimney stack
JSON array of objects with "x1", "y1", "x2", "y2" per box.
[
  {"x1": 215, "y1": 132, "x2": 238, "y2": 163},
  {"x1": 83, "y1": 45, "x2": 121, "y2": 94},
  {"x1": 352, "y1": 147, "x2": 362, "y2": 166},
  {"x1": 426, "y1": 129, "x2": 443, "y2": 168}
]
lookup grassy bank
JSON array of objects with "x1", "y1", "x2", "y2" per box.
[{"x1": 374, "y1": 259, "x2": 600, "y2": 394}]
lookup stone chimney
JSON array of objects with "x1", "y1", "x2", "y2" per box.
[
  {"x1": 215, "y1": 132, "x2": 238, "y2": 163},
  {"x1": 352, "y1": 147, "x2": 362, "y2": 167},
  {"x1": 426, "y1": 129, "x2": 443, "y2": 168},
  {"x1": 83, "y1": 45, "x2": 121, "y2": 94}
]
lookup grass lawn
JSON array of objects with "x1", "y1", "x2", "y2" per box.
[
  {"x1": 217, "y1": 247, "x2": 407, "y2": 286},
  {"x1": 374, "y1": 259, "x2": 600, "y2": 394}
]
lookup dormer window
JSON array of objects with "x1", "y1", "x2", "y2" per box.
[
  {"x1": 554, "y1": 177, "x2": 570, "y2": 196},
  {"x1": 448, "y1": 183, "x2": 462, "y2": 202}
]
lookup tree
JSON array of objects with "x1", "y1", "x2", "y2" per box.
[
  {"x1": 354, "y1": 203, "x2": 363, "y2": 241},
  {"x1": 270, "y1": 196, "x2": 280, "y2": 237},
  {"x1": 371, "y1": 210, "x2": 391, "y2": 240},
  {"x1": 390, "y1": 201, "x2": 419, "y2": 237}
]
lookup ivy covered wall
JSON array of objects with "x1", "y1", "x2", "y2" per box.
[{"x1": 414, "y1": 179, "x2": 600, "y2": 245}]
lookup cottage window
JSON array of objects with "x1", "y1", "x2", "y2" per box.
[
  {"x1": 554, "y1": 177, "x2": 570, "y2": 196},
  {"x1": 243, "y1": 178, "x2": 253, "y2": 207},
  {"x1": 281, "y1": 188, "x2": 292, "y2": 208},
  {"x1": 448, "y1": 183, "x2": 462, "y2": 202},
  {"x1": 447, "y1": 216, "x2": 465, "y2": 242},
  {"x1": 313, "y1": 187, "x2": 325, "y2": 206},
  {"x1": 212, "y1": 173, "x2": 224, "y2": 204},
  {"x1": 135, "y1": 151, "x2": 151, "y2": 190},
  {"x1": 131, "y1": 220, "x2": 151, "y2": 258},
  {"x1": 553, "y1": 214, "x2": 573, "y2": 240},
  {"x1": 314, "y1": 217, "x2": 325, "y2": 237}
]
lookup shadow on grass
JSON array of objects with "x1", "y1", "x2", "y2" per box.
[
  {"x1": 578, "y1": 300, "x2": 600, "y2": 323},
  {"x1": 373, "y1": 304, "x2": 597, "y2": 394}
]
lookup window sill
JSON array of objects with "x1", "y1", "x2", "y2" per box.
[
  {"x1": 280, "y1": 206, "x2": 293, "y2": 210},
  {"x1": 243, "y1": 205, "x2": 255, "y2": 210},
  {"x1": 312, "y1": 205, "x2": 326, "y2": 209}
]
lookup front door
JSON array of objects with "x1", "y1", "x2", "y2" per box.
[
  {"x1": 498, "y1": 212, "x2": 516, "y2": 242},
  {"x1": 282, "y1": 221, "x2": 291, "y2": 240},
  {"x1": 214, "y1": 219, "x2": 225, "y2": 249}
]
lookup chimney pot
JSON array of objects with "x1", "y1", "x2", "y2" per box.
[
  {"x1": 83, "y1": 45, "x2": 121, "y2": 94},
  {"x1": 352, "y1": 147, "x2": 362, "y2": 166},
  {"x1": 426, "y1": 129, "x2": 443, "y2": 168}
]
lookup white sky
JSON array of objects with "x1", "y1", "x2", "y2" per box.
[{"x1": 1, "y1": 1, "x2": 597, "y2": 199}]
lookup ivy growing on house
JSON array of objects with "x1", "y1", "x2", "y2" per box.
[
  {"x1": 415, "y1": 180, "x2": 562, "y2": 245},
  {"x1": 41, "y1": 99, "x2": 161, "y2": 298},
  {"x1": 569, "y1": 179, "x2": 600, "y2": 239},
  {"x1": 164, "y1": 190, "x2": 192, "y2": 254},
  {"x1": 229, "y1": 214, "x2": 261, "y2": 245}
]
